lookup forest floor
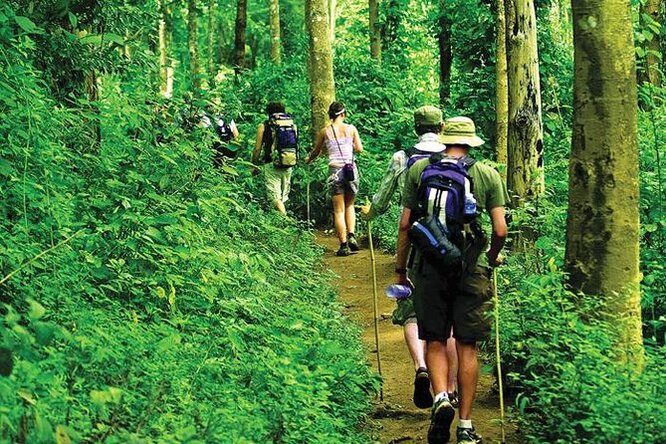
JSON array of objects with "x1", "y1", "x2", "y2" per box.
[{"x1": 315, "y1": 231, "x2": 522, "y2": 444}]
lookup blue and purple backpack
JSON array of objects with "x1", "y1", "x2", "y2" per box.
[{"x1": 408, "y1": 154, "x2": 478, "y2": 269}]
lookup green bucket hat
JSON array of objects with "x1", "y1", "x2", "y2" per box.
[
  {"x1": 440, "y1": 116, "x2": 485, "y2": 147},
  {"x1": 413, "y1": 106, "x2": 443, "y2": 127}
]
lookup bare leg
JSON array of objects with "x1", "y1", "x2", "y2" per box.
[
  {"x1": 343, "y1": 192, "x2": 356, "y2": 235},
  {"x1": 332, "y1": 194, "x2": 347, "y2": 243},
  {"x1": 456, "y1": 341, "x2": 479, "y2": 420},
  {"x1": 426, "y1": 340, "x2": 449, "y2": 396},
  {"x1": 404, "y1": 322, "x2": 427, "y2": 371},
  {"x1": 273, "y1": 199, "x2": 287, "y2": 216},
  {"x1": 447, "y1": 331, "x2": 458, "y2": 393}
]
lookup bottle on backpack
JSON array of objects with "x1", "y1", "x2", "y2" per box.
[{"x1": 263, "y1": 113, "x2": 299, "y2": 168}]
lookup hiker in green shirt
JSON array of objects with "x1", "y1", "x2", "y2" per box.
[{"x1": 396, "y1": 117, "x2": 509, "y2": 444}]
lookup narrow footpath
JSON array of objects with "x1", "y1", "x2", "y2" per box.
[{"x1": 315, "y1": 231, "x2": 521, "y2": 444}]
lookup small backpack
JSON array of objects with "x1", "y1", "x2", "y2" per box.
[
  {"x1": 214, "y1": 116, "x2": 234, "y2": 143},
  {"x1": 408, "y1": 154, "x2": 479, "y2": 271},
  {"x1": 263, "y1": 113, "x2": 298, "y2": 168}
]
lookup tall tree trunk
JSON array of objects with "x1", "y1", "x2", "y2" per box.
[
  {"x1": 438, "y1": 0, "x2": 452, "y2": 108},
  {"x1": 495, "y1": 0, "x2": 508, "y2": 167},
  {"x1": 187, "y1": 0, "x2": 201, "y2": 91},
  {"x1": 158, "y1": 0, "x2": 174, "y2": 98},
  {"x1": 369, "y1": 0, "x2": 381, "y2": 61},
  {"x1": 329, "y1": 0, "x2": 337, "y2": 42},
  {"x1": 306, "y1": 0, "x2": 335, "y2": 145},
  {"x1": 234, "y1": 0, "x2": 248, "y2": 72},
  {"x1": 207, "y1": 0, "x2": 217, "y2": 85},
  {"x1": 505, "y1": 0, "x2": 544, "y2": 206},
  {"x1": 566, "y1": 0, "x2": 643, "y2": 365},
  {"x1": 640, "y1": 0, "x2": 662, "y2": 87},
  {"x1": 269, "y1": 0, "x2": 282, "y2": 64}
]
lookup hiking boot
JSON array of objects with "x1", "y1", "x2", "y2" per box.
[
  {"x1": 427, "y1": 397, "x2": 455, "y2": 444},
  {"x1": 457, "y1": 426, "x2": 482, "y2": 444},
  {"x1": 413, "y1": 367, "x2": 433, "y2": 409},
  {"x1": 347, "y1": 233, "x2": 360, "y2": 251},
  {"x1": 336, "y1": 244, "x2": 352, "y2": 256},
  {"x1": 448, "y1": 391, "x2": 459, "y2": 408}
]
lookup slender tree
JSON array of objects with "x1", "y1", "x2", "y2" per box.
[
  {"x1": 640, "y1": 0, "x2": 662, "y2": 87},
  {"x1": 187, "y1": 0, "x2": 201, "y2": 90},
  {"x1": 369, "y1": 0, "x2": 381, "y2": 61},
  {"x1": 306, "y1": 0, "x2": 335, "y2": 144},
  {"x1": 207, "y1": 0, "x2": 217, "y2": 84},
  {"x1": 566, "y1": 0, "x2": 643, "y2": 364},
  {"x1": 495, "y1": 0, "x2": 508, "y2": 166},
  {"x1": 269, "y1": 0, "x2": 282, "y2": 64},
  {"x1": 158, "y1": 0, "x2": 174, "y2": 98},
  {"x1": 438, "y1": 0, "x2": 452, "y2": 108},
  {"x1": 505, "y1": 0, "x2": 544, "y2": 205},
  {"x1": 234, "y1": 0, "x2": 248, "y2": 72}
]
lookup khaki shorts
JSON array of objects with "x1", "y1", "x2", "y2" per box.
[
  {"x1": 391, "y1": 297, "x2": 417, "y2": 326},
  {"x1": 410, "y1": 255, "x2": 494, "y2": 343},
  {"x1": 263, "y1": 164, "x2": 293, "y2": 203}
]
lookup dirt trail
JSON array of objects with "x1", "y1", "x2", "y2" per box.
[{"x1": 315, "y1": 231, "x2": 521, "y2": 444}]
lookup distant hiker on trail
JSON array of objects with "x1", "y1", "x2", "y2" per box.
[
  {"x1": 252, "y1": 101, "x2": 299, "y2": 216},
  {"x1": 201, "y1": 101, "x2": 240, "y2": 166},
  {"x1": 305, "y1": 101, "x2": 364, "y2": 256},
  {"x1": 395, "y1": 117, "x2": 508, "y2": 444},
  {"x1": 360, "y1": 105, "x2": 460, "y2": 409}
]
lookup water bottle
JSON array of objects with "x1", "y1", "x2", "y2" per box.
[
  {"x1": 464, "y1": 194, "x2": 477, "y2": 217},
  {"x1": 385, "y1": 284, "x2": 412, "y2": 300}
]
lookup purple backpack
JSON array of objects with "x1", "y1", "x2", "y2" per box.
[{"x1": 408, "y1": 155, "x2": 478, "y2": 269}]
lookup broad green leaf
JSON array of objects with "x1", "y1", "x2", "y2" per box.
[{"x1": 15, "y1": 16, "x2": 37, "y2": 33}]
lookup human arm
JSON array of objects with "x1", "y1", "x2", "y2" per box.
[
  {"x1": 230, "y1": 120, "x2": 240, "y2": 140},
  {"x1": 362, "y1": 151, "x2": 407, "y2": 221},
  {"x1": 305, "y1": 128, "x2": 326, "y2": 164},
  {"x1": 486, "y1": 206, "x2": 507, "y2": 267},
  {"x1": 352, "y1": 125, "x2": 364, "y2": 153},
  {"x1": 395, "y1": 208, "x2": 412, "y2": 285},
  {"x1": 252, "y1": 124, "x2": 264, "y2": 165}
]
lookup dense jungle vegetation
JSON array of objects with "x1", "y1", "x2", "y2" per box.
[{"x1": 1, "y1": 0, "x2": 665, "y2": 442}]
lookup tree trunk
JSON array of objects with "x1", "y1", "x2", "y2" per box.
[
  {"x1": 438, "y1": 0, "x2": 452, "y2": 108},
  {"x1": 566, "y1": 0, "x2": 643, "y2": 365},
  {"x1": 369, "y1": 0, "x2": 381, "y2": 61},
  {"x1": 269, "y1": 0, "x2": 282, "y2": 64},
  {"x1": 505, "y1": 0, "x2": 544, "y2": 206},
  {"x1": 234, "y1": 0, "x2": 248, "y2": 72},
  {"x1": 329, "y1": 0, "x2": 337, "y2": 42},
  {"x1": 306, "y1": 0, "x2": 336, "y2": 145},
  {"x1": 495, "y1": 0, "x2": 508, "y2": 167},
  {"x1": 187, "y1": 0, "x2": 201, "y2": 91},
  {"x1": 158, "y1": 0, "x2": 174, "y2": 98},
  {"x1": 207, "y1": 0, "x2": 217, "y2": 85},
  {"x1": 640, "y1": 0, "x2": 662, "y2": 87}
]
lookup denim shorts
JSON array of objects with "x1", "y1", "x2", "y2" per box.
[{"x1": 327, "y1": 164, "x2": 360, "y2": 196}]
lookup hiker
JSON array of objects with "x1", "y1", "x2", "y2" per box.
[
  {"x1": 360, "y1": 106, "x2": 459, "y2": 409},
  {"x1": 252, "y1": 102, "x2": 299, "y2": 216},
  {"x1": 305, "y1": 101, "x2": 364, "y2": 256},
  {"x1": 201, "y1": 102, "x2": 240, "y2": 166},
  {"x1": 395, "y1": 117, "x2": 508, "y2": 444}
]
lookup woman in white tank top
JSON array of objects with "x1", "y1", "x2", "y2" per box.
[{"x1": 305, "y1": 102, "x2": 364, "y2": 256}]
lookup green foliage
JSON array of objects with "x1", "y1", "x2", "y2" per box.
[{"x1": 0, "y1": 6, "x2": 377, "y2": 442}]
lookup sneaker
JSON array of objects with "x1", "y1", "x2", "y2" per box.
[
  {"x1": 347, "y1": 234, "x2": 360, "y2": 251},
  {"x1": 457, "y1": 426, "x2": 482, "y2": 444},
  {"x1": 448, "y1": 391, "x2": 459, "y2": 408},
  {"x1": 336, "y1": 245, "x2": 352, "y2": 256},
  {"x1": 427, "y1": 397, "x2": 455, "y2": 444},
  {"x1": 413, "y1": 367, "x2": 433, "y2": 409}
]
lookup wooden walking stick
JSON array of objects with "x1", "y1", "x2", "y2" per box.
[
  {"x1": 306, "y1": 164, "x2": 311, "y2": 227},
  {"x1": 493, "y1": 267, "x2": 506, "y2": 443},
  {"x1": 368, "y1": 220, "x2": 384, "y2": 401}
]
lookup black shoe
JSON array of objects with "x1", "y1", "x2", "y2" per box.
[
  {"x1": 336, "y1": 245, "x2": 352, "y2": 256},
  {"x1": 448, "y1": 391, "x2": 459, "y2": 408},
  {"x1": 457, "y1": 426, "x2": 482, "y2": 444},
  {"x1": 427, "y1": 397, "x2": 455, "y2": 444},
  {"x1": 347, "y1": 234, "x2": 360, "y2": 251},
  {"x1": 413, "y1": 367, "x2": 433, "y2": 409}
]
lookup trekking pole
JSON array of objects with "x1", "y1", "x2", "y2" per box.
[
  {"x1": 493, "y1": 267, "x2": 506, "y2": 443},
  {"x1": 367, "y1": 220, "x2": 384, "y2": 401}
]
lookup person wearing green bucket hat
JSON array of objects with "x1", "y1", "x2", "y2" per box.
[{"x1": 395, "y1": 116, "x2": 509, "y2": 444}]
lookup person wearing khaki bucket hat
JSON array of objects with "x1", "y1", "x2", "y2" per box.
[{"x1": 395, "y1": 116, "x2": 510, "y2": 443}]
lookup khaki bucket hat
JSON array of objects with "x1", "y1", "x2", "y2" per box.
[
  {"x1": 440, "y1": 116, "x2": 485, "y2": 147},
  {"x1": 413, "y1": 106, "x2": 443, "y2": 127}
]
